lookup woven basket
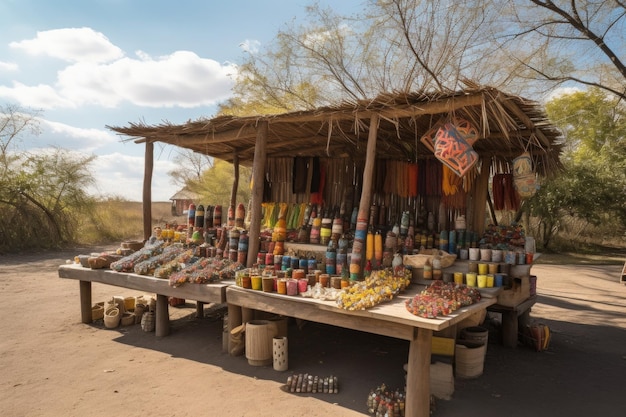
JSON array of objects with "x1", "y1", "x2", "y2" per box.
[
  {"x1": 91, "y1": 303, "x2": 104, "y2": 321},
  {"x1": 141, "y1": 311, "x2": 155, "y2": 332},
  {"x1": 121, "y1": 312, "x2": 135, "y2": 326},
  {"x1": 404, "y1": 250, "x2": 457, "y2": 269},
  {"x1": 104, "y1": 307, "x2": 120, "y2": 329},
  {"x1": 121, "y1": 240, "x2": 144, "y2": 251}
]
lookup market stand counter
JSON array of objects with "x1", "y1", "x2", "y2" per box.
[
  {"x1": 58, "y1": 264, "x2": 231, "y2": 337},
  {"x1": 226, "y1": 284, "x2": 496, "y2": 417}
]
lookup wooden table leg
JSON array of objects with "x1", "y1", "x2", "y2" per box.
[
  {"x1": 155, "y1": 294, "x2": 170, "y2": 337},
  {"x1": 79, "y1": 280, "x2": 92, "y2": 324},
  {"x1": 227, "y1": 304, "x2": 242, "y2": 355},
  {"x1": 242, "y1": 307, "x2": 255, "y2": 324},
  {"x1": 196, "y1": 301, "x2": 204, "y2": 318},
  {"x1": 405, "y1": 327, "x2": 432, "y2": 417},
  {"x1": 501, "y1": 310, "x2": 518, "y2": 347}
]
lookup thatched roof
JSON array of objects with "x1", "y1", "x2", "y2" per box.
[{"x1": 108, "y1": 87, "x2": 564, "y2": 177}]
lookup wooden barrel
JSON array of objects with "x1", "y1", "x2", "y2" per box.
[{"x1": 245, "y1": 320, "x2": 275, "y2": 366}]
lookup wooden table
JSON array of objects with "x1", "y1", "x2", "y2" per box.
[
  {"x1": 487, "y1": 295, "x2": 537, "y2": 347},
  {"x1": 226, "y1": 284, "x2": 496, "y2": 417},
  {"x1": 58, "y1": 264, "x2": 231, "y2": 336}
]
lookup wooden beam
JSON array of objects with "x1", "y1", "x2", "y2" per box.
[
  {"x1": 500, "y1": 99, "x2": 551, "y2": 148},
  {"x1": 143, "y1": 141, "x2": 154, "y2": 241},
  {"x1": 350, "y1": 113, "x2": 379, "y2": 280},
  {"x1": 267, "y1": 94, "x2": 485, "y2": 124},
  {"x1": 247, "y1": 121, "x2": 268, "y2": 268},
  {"x1": 472, "y1": 156, "x2": 492, "y2": 235},
  {"x1": 230, "y1": 153, "x2": 239, "y2": 210}
]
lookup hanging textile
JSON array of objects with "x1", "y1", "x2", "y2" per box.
[
  {"x1": 433, "y1": 123, "x2": 479, "y2": 177},
  {"x1": 310, "y1": 159, "x2": 326, "y2": 205},
  {"x1": 512, "y1": 152, "x2": 538, "y2": 199},
  {"x1": 292, "y1": 157, "x2": 308, "y2": 193}
]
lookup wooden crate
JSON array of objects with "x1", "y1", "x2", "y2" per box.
[
  {"x1": 496, "y1": 276, "x2": 530, "y2": 307},
  {"x1": 431, "y1": 336, "x2": 455, "y2": 356}
]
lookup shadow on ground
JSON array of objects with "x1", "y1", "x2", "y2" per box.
[{"x1": 95, "y1": 300, "x2": 626, "y2": 417}]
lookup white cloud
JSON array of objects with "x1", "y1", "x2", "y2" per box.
[
  {"x1": 40, "y1": 119, "x2": 118, "y2": 152},
  {"x1": 9, "y1": 27, "x2": 124, "y2": 63},
  {"x1": 90, "y1": 152, "x2": 179, "y2": 201},
  {"x1": 0, "y1": 81, "x2": 75, "y2": 109},
  {"x1": 57, "y1": 50, "x2": 238, "y2": 108},
  {"x1": 0, "y1": 61, "x2": 18, "y2": 71},
  {"x1": 1, "y1": 42, "x2": 238, "y2": 109}
]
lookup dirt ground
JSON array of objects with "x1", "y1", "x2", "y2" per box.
[{"x1": 1, "y1": 247, "x2": 625, "y2": 417}]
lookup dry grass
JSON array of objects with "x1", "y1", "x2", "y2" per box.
[{"x1": 77, "y1": 201, "x2": 187, "y2": 244}]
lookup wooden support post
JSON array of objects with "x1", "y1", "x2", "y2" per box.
[
  {"x1": 349, "y1": 113, "x2": 379, "y2": 279},
  {"x1": 227, "y1": 304, "x2": 243, "y2": 355},
  {"x1": 405, "y1": 328, "x2": 432, "y2": 417},
  {"x1": 155, "y1": 294, "x2": 170, "y2": 337},
  {"x1": 143, "y1": 141, "x2": 154, "y2": 241},
  {"x1": 230, "y1": 153, "x2": 239, "y2": 216},
  {"x1": 79, "y1": 281, "x2": 92, "y2": 324},
  {"x1": 242, "y1": 307, "x2": 255, "y2": 324},
  {"x1": 471, "y1": 156, "x2": 492, "y2": 236},
  {"x1": 247, "y1": 121, "x2": 268, "y2": 268},
  {"x1": 196, "y1": 301, "x2": 204, "y2": 318}
]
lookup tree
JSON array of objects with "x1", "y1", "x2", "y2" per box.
[
  {"x1": 545, "y1": 87, "x2": 626, "y2": 180},
  {"x1": 528, "y1": 88, "x2": 626, "y2": 248},
  {"x1": 502, "y1": 0, "x2": 626, "y2": 100},
  {"x1": 222, "y1": 0, "x2": 509, "y2": 113},
  {"x1": 0, "y1": 104, "x2": 97, "y2": 252},
  {"x1": 167, "y1": 148, "x2": 214, "y2": 189},
  {"x1": 187, "y1": 159, "x2": 252, "y2": 209}
]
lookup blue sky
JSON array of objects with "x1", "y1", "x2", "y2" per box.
[{"x1": 0, "y1": 0, "x2": 361, "y2": 201}]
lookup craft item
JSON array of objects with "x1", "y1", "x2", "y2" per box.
[
  {"x1": 262, "y1": 277, "x2": 274, "y2": 292},
  {"x1": 477, "y1": 274, "x2": 487, "y2": 288},
  {"x1": 433, "y1": 122, "x2": 479, "y2": 177},
  {"x1": 235, "y1": 203, "x2": 246, "y2": 228},
  {"x1": 206, "y1": 205, "x2": 215, "y2": 228},
  {"x1": 187, "y1": 203, "x2": 196, "y2": 227},
  {"x1": 245, "y1": 320, "x2": 274, "y2": 366},
  {"x1": 213, "y1": 205, "x2": 222, "y2": 227},
  {"x1": 466, "y1": 272, "x2": 477, "y2": 287},
  {"x1": 319, "y1": 274, "x2": 329, "y2": 288},
  {"x1": 273, "y1": 337, "x2": 288, "y2": 371},
  {"x1": 325, "y1": 244, "x2": 336, "y2": 275},
  {"x1": 486, "y1": 274, "x2": 494, "y2": 287},
  {"x1": 495, "y1": 273, "x2": 504, "y2": 287},
  {"x1": 286, "y1": 279, "x2": 298, "y2": 295},
  {"x1": 277, "y1": 279, "x2": 287, "y2": 294},
  {"x1": 513, "y1": 152, "x2": 538, "y2": 198}
]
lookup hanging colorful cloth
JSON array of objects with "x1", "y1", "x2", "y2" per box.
[{"x1": 433, "y1": 122, "x2": 479, "y2": 177}]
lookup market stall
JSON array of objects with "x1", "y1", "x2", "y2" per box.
[{"x1": 98, "y1": 85, "x2": 563, "y2": 417}]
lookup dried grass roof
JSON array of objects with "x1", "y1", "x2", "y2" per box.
[{"x1": 108, "y1": 86, "x2": 564, "y2": 177}]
